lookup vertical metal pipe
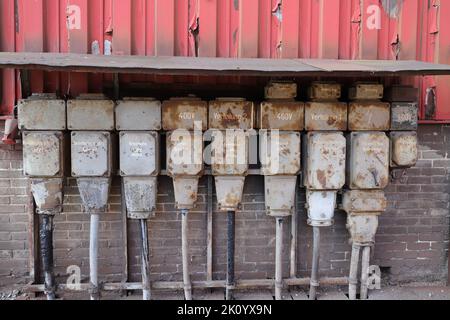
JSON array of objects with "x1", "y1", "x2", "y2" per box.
[
  {"x1": 139, "y1": 219, "x2": 151, "y2": 300},
  {"x1": 89, "y1": 213, "x2": 100, "y2": 300},
  {"x1": 309, "y1": 226, "x2": 321, "y2": 300},
  {"x1": 226, "y1": 211, "x2": 235, "y2": 301},
  {"x1": 360, "y1": 246, "x2": 371, "y2": 300},
  {"x1": 275, "y1": 217, "x2": 284, "y2": 300},
  {"x1": 348, "y1": 244, "x2": 361, "y2": 300},
  {"x1": 181, "y1": 209, "x2": 192, "y2": 300},
  {"x1": 39, "y1": 214, "x2": 56, "y2": 300}
]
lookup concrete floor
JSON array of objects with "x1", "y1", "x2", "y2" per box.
[{"x1": 1, "y1": 283, "x2": 450, "y2": 300}]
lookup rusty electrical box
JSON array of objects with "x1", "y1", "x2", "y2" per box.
[
  {"x1": 71, "y1": 131, "x2": 114, "y2": 177},
  {"x1": 390, "y1": 131, "x2": 418, "y2": 168},
  {"x1": 391, "y1": 103, "x2": 418, "y2": 131},
  {"x1": 209, "y1": 98, "x2": 254, "y2": 130},
  {"x1": 210, "y1": 130, "x2": 249, "y2": 176},
  {"x1": 342, "y1": 190, "x2": 387, "y2": 214},
  {"x1": 162, "y1": 97, "x2": 208, "y2": 131},
  {"x1": 120, "y1": 132, "x2": 159, "y2": 176},
  {"x1": 308, "y1": 82, "x2": 341, "y2": 100},
  {"x1": 347, "y1": 132, "x2": 390, "y2": 190},
  {"x1": 260, "y1": 130, "x2": 301, "y2": 175},
  {"x1": 116, "y1": 98, "x2": 162, "y2": 131},
  {"x1": 18, "y1": 95, "x2": 66, "y2": 131},
  {"x1": 67, "y1": 96, "x2": 115, "y2": 131},
  {"x1": 265, "y1": 81, "x2": 298, "y2": 100},
  {"x1": 166, "y1": 131, "x2": 203, "y2": 177},
  {"x1": 23, "y1": 131, "x2": 65, "y2": 177},
  {"x1": 304, "y1": 132, "x2": 346, "y2": 190},
  {"x1": 257, "y1": 101, "x2": 304, "y2": 130}
]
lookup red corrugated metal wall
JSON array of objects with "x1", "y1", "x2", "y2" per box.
[{"x1": 0, "y1": 0, "x2": 449, "y2": 120}]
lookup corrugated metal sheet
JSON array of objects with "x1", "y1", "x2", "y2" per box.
[{"x1": 0, "y1": 0, "x2": 449, "y2": 120}]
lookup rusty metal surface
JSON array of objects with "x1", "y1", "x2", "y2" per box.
[
  {"x1": 305, "y1": 102, "x2": 347, "y2": 131},
  {"x1": 257, "y1": 101, "x2": 304, "y2": 130},
  {"x1": 260, "y1": 131, "x2": 301, "y2": 176},
  {"x1": 18, "y1": 98, "x2": 66, "y2": 131},
  {"x1": 115, "y1": 99, "x2": 161, "y2": 131},
  {"x1": 342, "y1": 190, "x2": 387, "y2": 214},
  {"x1": 76, "y1": 177, "x2": 111, "y2": 214},
  {"x1": 264, "y1": 176, "x2": 297, "y2": 217},
  {"x1": 304, "y1": 132, "x2": 346, "y2": 190},
  {"x1": 67, "y1": 99, "x2": 115, "y2": 131},
  {"x1": 172, "y1": 177, "x2": 200, "y2": 210},
  {"x1": 123, "y1": 177, "x2": 157, "y2": 220},
  {"x1": 2, "y1": 53, "x2": 450, "y2": 77},
  {"x1": 30, "y1": 178, "x2": 63, "y2": 215},
  {"x1": 119, "y1": 132, "x2": 159, "y2": 177},
  {"x1": 162, "y1": 98, "x2": 208, "y2": 131},
  {"x1": 71, "y1": 131, "x2": 113, "y2": 177},
  {"x1": 348, "y1": 102, "x2": 390, "y2": 131},
  {"x1": 166, "y1": 131, "x2": 203, "y2": 177},
  {"x1": 23, "y1": 131, "x2": 64, "y2": 177},
  {"x1": 390, "y1": 132, "x2": 418, "y2": 168},
  {"x1": 210, "y1": 130, "x2": 249, "y2": 176},
  {"x1": 348, "y1": 132, "x2": 390, "y2": 190},
  {"x1": 348, "y1": 83, "x2": 384, "y2": 100},
  {"x1": 264, "y1": 82, "x2": 297, "y2": 100},
  {"x1": 305, "y1": 191, "x2": 337, "y2": 227},
  {"x1": 385, "y1": 85, "x2": 419, "y2": 103},
  {"x1": 391, "y1": 103, "x2": 419, "y2": 131},
  {"x1": 308, "y1": 82, "x2": 341, "y2": 100},
  {"x1": 214, "y1": 176, "x2": 245, "y2": 212},
  {"x1": 209, "y1": 99, "x2": 254, "y2": 130}
]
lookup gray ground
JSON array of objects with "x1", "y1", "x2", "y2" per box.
[{"x1": 1, "y1": 282, "x2": 450, "y2": 300}]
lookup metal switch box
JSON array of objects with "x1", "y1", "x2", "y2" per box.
[
  {"x1": 257, "y1": 101, "x2": 304, "y2": 130},
  {"x1": 342, "y1": 190, "x2": 387, "y2": 214},
  {"x1": 162, "y1": 97, "x2": 208, "y2": 131},
  {"x1": 391, "y1": 103, "x2": 418, "y2": 131},
  {"x1": 120, "y1": 132, "x2": 159, "y2": 176},
  {"x1": 71, "y1": 131, "x2": 113, "y2": 177},
  {"x1": 390, "y1": 132, "x2": 418, "y2": 168},
  {"x1": 346, "y1": 215, "x2": 379, "y2": 246},
  {"x1": 260, "y1": 131, "x2": 301, "y2": 176},
  {"x1": 265, "y1": 82, "x2": 297, "y2": 100},
  {"x1": 305, "y1": 102, "x2": 347, "y2": 131},
  {"x1": 18, "y1": 98, "x2": 66, "y2": 130},
  {"x1": 385, "y1": 85, "x2": 419, "y2": 102},
  {"x1": 348, "y1": 132, "x2": 390, "y2": 190},
  {"x1": 308, "y1": 82, "x2": 341, "y2": 100},
  {"x1": 348, "y1": 102, "x2": 390, "y2": 131},
  {"x1": 209, "y1": 98, "x2": 254, "y2": 130},
  {"x1": 304, "y1": 132, "x2": 346, "y2": 190},
  {"x1": 116, "y1": 98, "x2": 162, "y2": 131},
  {"x1": 67, "y1": 98, "x2": 115, "y2": 131},
  {"x1": 23, "y1": 131, "x2": 65, "y2": 177},
  {"x1": 264, "y1": 176, "x2": 297, "y2": 217},
  {"x1": 348, "y1": 83, "x2": 384, "y2": 100},
  {"x1": 306, "y1": 191, "x2": 337, "y2": 227},
  {"x1": 123, "y1": 177, "x2": 157, "y2": 219},
  {"x1": 166, "y1": 131, "x2": 203, "y2": 177},
  {"x1": 210, "y1": 130, "x2": 249, "y2": 176}
]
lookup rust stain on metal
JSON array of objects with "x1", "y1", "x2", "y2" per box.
[
  {"x1": 305, "y1": 102, "x2": 347, "y2": 131},
  {"x1": 390, "y1": 103, "x2": 418, "y2": 131},
  {"x1": 308, "y1": 82, "x2": 341, "y2": 100},
  {"x1": 348, "y1": 102, "x2": 390, "y2": 131},
  {"x1": 265, "y1": 82, "x2": 297, "y2": 100},
  {"x1": 348, "y1": 83, "x2": 384, "y2": 100}
]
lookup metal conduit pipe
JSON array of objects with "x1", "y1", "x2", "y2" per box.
[
  {"x1": 139, "y1": 219, "x2": 151, "y2": 301},
  {"x1": 348, "y1": 244, "x2": 361, "y2": 300},
  {"x1": 309, "y1": 226, "x2": 321, "y2": 300},
  {"x1": 360, "y1": 246, "x2": 371, "y2": 300},
  {"x1": 226, "y1": 211, "x2": 235, "y2": 301},
  {"x1": 89, "y1": 213, "x2": 100, "y2": 300},
  {"x1": 181, "y1": 209, "x2": 192, "y2": 300},
  {"x1": 39, "y1": 214, "x2": 56, "y2": 300},
  {"x1": 275, "y1": 218, "x2": 284, "y2": 300}
]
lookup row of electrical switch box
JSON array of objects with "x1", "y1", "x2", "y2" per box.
[
  {"x1": 17, "y1": 93, "x2": 418, "y2": 133},
  {"x1": 19, "y1": 99, "x2": 417, "y2": 192}
]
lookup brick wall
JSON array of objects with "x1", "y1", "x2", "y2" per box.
[{"x1": 0, "y1": 124, "x2": 449, "y2": 289}]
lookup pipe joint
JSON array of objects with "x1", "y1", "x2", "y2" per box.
[{"x1": 89, "y1": 283, "x2": 101, "y2": 300}]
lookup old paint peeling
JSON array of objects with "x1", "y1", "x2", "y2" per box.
[{"x1": 30, "y1": 178, "x2": 64, "y2": 215}]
